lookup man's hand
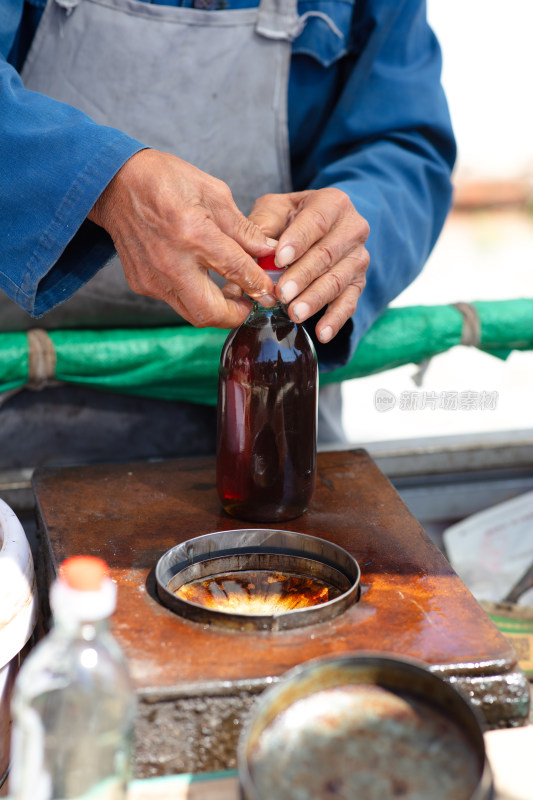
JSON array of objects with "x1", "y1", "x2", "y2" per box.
[
  {"x1": 88, "y1": 149, "x2": 278, "y2": 329},
  {"x1": 249, "y1": 188, "x2": 370, "y2": 343}
]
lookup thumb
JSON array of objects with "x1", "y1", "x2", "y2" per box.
[
  {"x1": 248, "y1": 194, "x2": 295, "y2": 240},
  {"x1": 216, "y1": 201, "x2": 278, "y2": 259},
  {"x1": 237, "y1": 219, "x2": 279, "y2": 260}
]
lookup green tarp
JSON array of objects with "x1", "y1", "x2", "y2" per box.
[{"x1": 1, "y1": 299, "x2": 532, "y2": 405}]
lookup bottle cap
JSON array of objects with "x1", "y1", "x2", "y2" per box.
[
  {"x1": 51, "y1": 555, "x2": 117, "y2": 621},
  {"x1": 257, "y1": 254, "x2": 285, "y2": 285},
  {"x1": 61, "y1": 555, "x2": 108, "y2": 591}
]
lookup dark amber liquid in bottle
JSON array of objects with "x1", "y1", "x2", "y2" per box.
[{"x1": 216, "y1": 301, "x2": 317, "y2": 522}]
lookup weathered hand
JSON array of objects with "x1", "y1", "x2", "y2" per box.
[
  {"x1": 249, "y1": 188, "x2": 370, "y2": 343},
  {"x1": 88, "y1": 149, "x2": 278, "y2": 328}
]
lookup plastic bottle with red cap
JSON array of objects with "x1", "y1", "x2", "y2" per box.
[
  {"x1": 216, "y1": 254, "x2": 318, "y2": 522},
  {"x1": 10, "y1": 556, "x2": 136, "y2": 800}
]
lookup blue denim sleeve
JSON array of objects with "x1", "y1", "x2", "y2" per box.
[
  {"x1": 1, "y1": 0, "x2": 454, "y2": 339},
  {"x1": 293, "y1": 0, "x2": 456, "y2": 371},
  {"x1": 0, "y1": 1, "x2": 145, "y2": 317}
]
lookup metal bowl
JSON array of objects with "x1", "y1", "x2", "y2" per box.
[
  {"x1": 155, "y1": 529, "x2": 360, "y2": 631},
  {"x1": 239, "y1": 653, "x2": 494, "y2": 800}
]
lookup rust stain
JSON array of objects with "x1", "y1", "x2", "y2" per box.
[{"x1": 32, "y1": 451, "x2": 518, "y2": 693}]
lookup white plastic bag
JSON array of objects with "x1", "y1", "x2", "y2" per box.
[{"x1": 443, "y1": 490, "x2": 533, "y2": 606}]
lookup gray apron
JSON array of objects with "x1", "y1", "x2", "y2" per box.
[
  {"x1": 0, "y1": 0, "x2": 347, "y2": 467},
  {"x1": 17, "y1": 0, "x2": 298, "y2": 328}
]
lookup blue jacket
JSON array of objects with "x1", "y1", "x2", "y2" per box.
[{"x1": 0, "y1": 0, "x2": 455, "y2": 370}]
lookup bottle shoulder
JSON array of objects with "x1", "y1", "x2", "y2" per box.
[
  {"x1": 223, "y1": 305, "x2": 315, "y2": 355},
  {"x1": 13, "y1": 628, "x2": 132, "y2": 700}
]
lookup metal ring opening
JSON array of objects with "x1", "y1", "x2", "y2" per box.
[{"x1": 155, "y1": 529, "x2": 360, "y2": 631}]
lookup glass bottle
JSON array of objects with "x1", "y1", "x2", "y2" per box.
[
  {"x1": 216, "y1": 255, "x2": 318, "y2": 522},
  {"x1": 10, "y1": 556, "x2": 136, "y2": 800}
]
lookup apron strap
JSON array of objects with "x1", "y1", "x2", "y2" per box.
[
  {"x1": 54, "y1": 0, "x2": 300, "y2": 42},
  {"x1": 256, "y1": 0, "x2": 300, "y2": 41}
]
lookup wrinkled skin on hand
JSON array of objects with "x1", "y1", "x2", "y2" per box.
[
  {"x1": 88, "y1": 149, "x2": 278, "y2": 329},
  {"x1": 249, "y1": 188, "x2": 370, "y2": 343},
  {"x1": 89, "y1": 150, "x2": 370, "y2": 341}
]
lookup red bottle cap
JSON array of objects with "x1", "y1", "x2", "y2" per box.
[
  {"x1": 257, "y1": 254, "x2": 284, "y2": 284},
  {"x1": 52, "y1": 555, "x2": 117, "y2": 620},
  {"x1": 257, "y1": 254, "x2": 283, "y2": 271},
  {"x1": 60, "y1": 555, "x2": 109, "y2": 592}
]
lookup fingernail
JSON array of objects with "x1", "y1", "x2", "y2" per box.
[
  {"x1": 280, "y1": 280, "x2": 298, "y2": 305},
  {"x1": 262, "y1": 293, "x2": 277, "y2": 307},
  {"x1": 319, "y1": 325, "x2": 333, "y2": 343},
  {"x1": 265, "y1": 237, "x2": 278, "y2": 248},
  {"x1": 276, "y1": 245, "x2": 296, "y2": 268},
  {"x1": 292, "y1": 301, "x2": 311, "y2": 322}
]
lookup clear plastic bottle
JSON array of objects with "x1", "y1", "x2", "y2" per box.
[
  {"x1": 10, "y1": 556, "x2": 136, "y2": 800},
  {"x1": 216, "y1": 254, "x2": 318, "y2": 522}
]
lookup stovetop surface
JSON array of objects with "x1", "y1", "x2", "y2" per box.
[{"x1": 33, "y1": 449, "x2": 516, "y2": 691}]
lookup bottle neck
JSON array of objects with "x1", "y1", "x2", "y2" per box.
[
  {"x1": 53, "y1": 613, "x2": 110, "y2": 640},
  {"x1": 252, "y1": 298, "x2": 287, "y2": 314}
]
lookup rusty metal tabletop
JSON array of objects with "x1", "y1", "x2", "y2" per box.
[{"x1": 32, "y1": 449, "x2": 530, "y2": 776}]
